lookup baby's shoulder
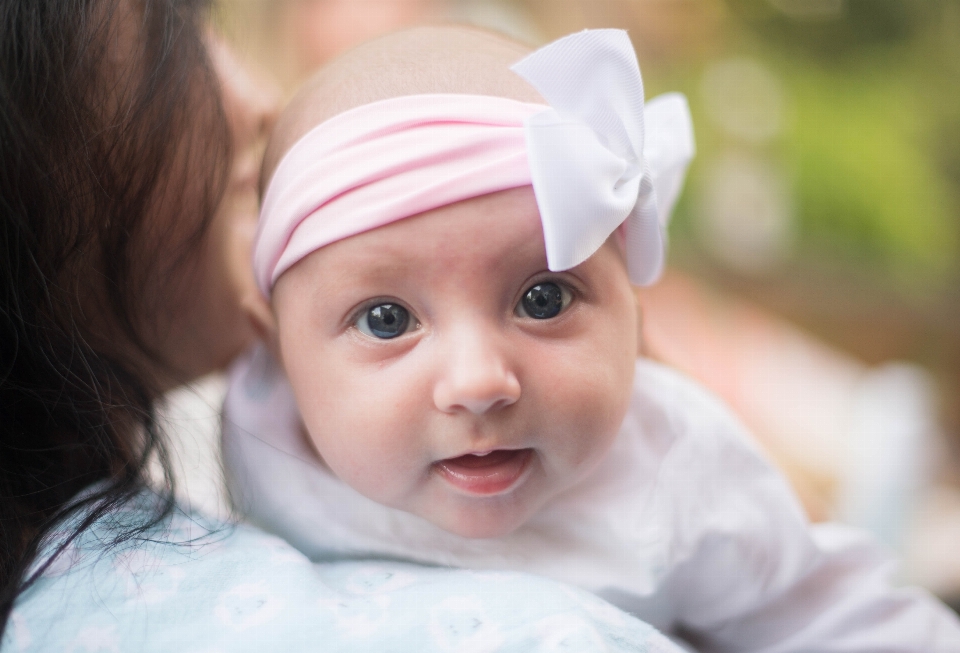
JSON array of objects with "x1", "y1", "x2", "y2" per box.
[
  {"x1": 627, "y1": 357, "x2": 759, "y2": 454},
  {"x1": 616, "y1": 359, "x2": 813, "y2": 576},
  {"x1": 619, "y1": 358, "x2": 799, "y2": 513}
]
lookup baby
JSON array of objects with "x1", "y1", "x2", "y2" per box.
[{"x1": 223, "y1": 26, "x2": 960, "y2": 651}]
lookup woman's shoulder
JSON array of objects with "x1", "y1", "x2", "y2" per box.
[
  {"x1": 3, "y1": 495, "x2": 682, "y2": 653},
  {"x1": 4, "y1": 502, "x2": 303, "y2": 652}
]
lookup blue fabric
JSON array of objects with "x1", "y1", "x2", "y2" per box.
[{"x1": 3, "y1": 499, "x2": 680, "y2": 652}]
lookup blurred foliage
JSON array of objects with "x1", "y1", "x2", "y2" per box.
[
  {"x1": 726, "y1": 0, "x2": 937, "y2": 57},
  {"x1": 789, "y1": 64, "x2": 959, "y2": 282},
  {"x1": 696, "y1": 0, "x2": 960, "y2": 290}
]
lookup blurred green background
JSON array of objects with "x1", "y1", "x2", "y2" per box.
[{"x1": 669, "y1": 0, "x2": 960, "y2": 436}]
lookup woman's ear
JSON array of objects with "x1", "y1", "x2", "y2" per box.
[{"x1": 240, "y1": 288, "x2": 282, "y2": 359}]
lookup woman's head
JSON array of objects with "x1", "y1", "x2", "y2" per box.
[
  {"x1": 2, "y1": 0, "x2": 239, "y2": 385},
  {"x1": 0, "y1": 0, "x2": 274, "y2": 624}
]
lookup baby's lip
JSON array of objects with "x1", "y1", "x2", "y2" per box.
[{"x1": 434, "y1": 449, "x2": 533, "y2": 496}]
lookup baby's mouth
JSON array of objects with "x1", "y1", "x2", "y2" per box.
[{"x1": 434, "y1": 449, "x2": 533, "y2": 496}]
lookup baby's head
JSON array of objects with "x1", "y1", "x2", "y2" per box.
[{"x1": 247, "y1": 26, "x2": 692, "y2": 539}]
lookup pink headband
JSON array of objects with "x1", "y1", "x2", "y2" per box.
[{"x1": 254, "y1": 29, "x2": 695, "y2": 296}]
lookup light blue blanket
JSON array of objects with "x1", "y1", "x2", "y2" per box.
[{"x1": 3, "y1": 499, "x2": 682, "y2": 652}]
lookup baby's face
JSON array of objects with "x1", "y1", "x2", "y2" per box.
[{"x1": 271, "y1": 187, "x2": 638, "y2": 538}]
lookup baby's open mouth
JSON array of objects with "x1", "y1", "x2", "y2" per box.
[{"x1": 434, "y1": 449, "x2": 533, "y2": 496}]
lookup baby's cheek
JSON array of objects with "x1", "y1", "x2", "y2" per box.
[
  {"x1": 547, "y1": 356, "x2": 632, "y2": 469},
  {"x1": 309, "y1": 371, "x2": 428, "y2": 500}
]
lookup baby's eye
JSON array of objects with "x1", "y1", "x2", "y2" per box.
[
  {"x1": 356, "y1": 303, "x2": 413, "y2": 339},
  {"x1": 516, "y1": 282, "x2": 571, "y2": 320}
]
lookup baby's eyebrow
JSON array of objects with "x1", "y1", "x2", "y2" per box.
[{"x1": 318, "y1": 248, "x2": 423, "y2": 291}]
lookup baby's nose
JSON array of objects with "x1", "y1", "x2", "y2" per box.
[{"x1": 432, "y1": 328, "x2": 521, "y2": 416}]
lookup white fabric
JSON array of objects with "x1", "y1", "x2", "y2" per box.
[
  {"x1": 513, "y1": 29, "x2": 693, "y2": 284},
  {"x1": 222, "y1": 347, "x2": 960, "y2": 652}
]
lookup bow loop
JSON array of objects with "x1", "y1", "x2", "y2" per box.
[
  {"x1": 512, "y1": 29, "x2": 645, "y2": 164},
  {"x1": 511, "y1": 29, "x2": 694, "y2": 285}
]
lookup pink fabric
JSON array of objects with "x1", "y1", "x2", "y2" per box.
[{"x1": 254, "y1": 94, "x2": 546, "y2": 296}]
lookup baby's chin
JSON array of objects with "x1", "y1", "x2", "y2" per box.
[
  {"x1": 411, "y1": 487, "x2": 550, "y2": 540},
  {"x1": 430, "y1": 511, "x2": 531, "y2": 540}
]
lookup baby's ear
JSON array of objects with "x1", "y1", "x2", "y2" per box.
[
  {"x1": 240, "y1": 288, "x2": 281, "y2": 358},
  {"x1": 634, "y1": 289, "x2": 646, "y2": 357}
]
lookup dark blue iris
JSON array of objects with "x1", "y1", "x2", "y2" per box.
[
  {"x1": 366, "y1": 303, "x2": 409, "y2": 338},
  {"x1": 521, "y1": 282, "x2": 564, "y2": 319}
]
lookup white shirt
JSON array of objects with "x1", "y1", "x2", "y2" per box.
[{"x1": 223, "y1": 345, "x2": 960, "y2": 652}]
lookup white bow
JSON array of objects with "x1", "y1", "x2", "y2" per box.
[{"x1": 511, "y1": 29, "x2": 695, "y2": 285}]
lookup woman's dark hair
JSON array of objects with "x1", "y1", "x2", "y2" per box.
[{"x1": 0, "y1": 0, "x2": 231, "y2": 635}]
